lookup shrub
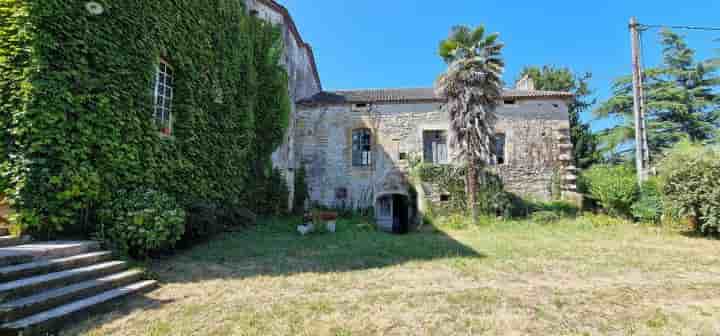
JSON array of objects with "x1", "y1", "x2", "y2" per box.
[
  {"x1": 631, "y1": 179, "x2": 663, "y2": 224},
  {"x1": 293, "y1": 165, "x2": 309, "y2": 215},
  {"x1": 185, "y1": 202, "x2": 224, "y2": 241},
  {"x1": 218, "y1": 205, "x2": 257, "y2": 228},
  {"x1": 659, "y1": 142, "x2": 720, "y2": 233},
  {"x1": 99, "y1": 189, "x2": 185, "y2": 258},
  {"x1": 580, "y1": 164, "x2": 638, "y2": 217}
]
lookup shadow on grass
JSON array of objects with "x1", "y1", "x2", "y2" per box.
[
  {"x1": 62, "y1": 217, "x2": 484, "y2": 334},
  {"x1": 149, "y1": 216, "x2": 484, "y2": 284}
]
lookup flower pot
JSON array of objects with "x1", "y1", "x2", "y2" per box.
[
  {"x1": 297, "y1": 223, "x2": 314, "y2": 236},
  {"x1": 161, "y1": 127, "x2": 171, "y2": 135},
  {"x1": 326, "y1": 220, "x2": 336, "y2": 233}
]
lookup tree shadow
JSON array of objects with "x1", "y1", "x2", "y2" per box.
[
  {"x1": 151, "y1": 216, "x2": 485, "y2": 284},
  {"x1": 63, "y1": 217, "x2": 484, "y2": 334}
]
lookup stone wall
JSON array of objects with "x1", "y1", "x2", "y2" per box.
[{"x1": 294, "y1": 99, "x2": 573, "y2": 212}]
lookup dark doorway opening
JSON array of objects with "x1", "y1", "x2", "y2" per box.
[{"x1": 392, "y1": 194, "x2": 409, "y2": 234}]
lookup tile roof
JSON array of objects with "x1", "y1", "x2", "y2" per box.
[{"x1": 298, "y1": 87, "x2": 573, "y2": 105}]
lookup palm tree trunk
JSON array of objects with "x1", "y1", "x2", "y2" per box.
[{"x1": 467, "y1": 164, "x2": 478, "y2": 224}]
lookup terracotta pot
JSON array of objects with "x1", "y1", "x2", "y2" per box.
[{"x1": 319, "y1": 212, "x2": 338, "y2": 221}]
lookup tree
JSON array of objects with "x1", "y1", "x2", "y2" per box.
[
  {"x1": 519, "y1": 66, "x2": 600, "y2": 168},
  {"x1": 436, "y1": 25, "x2": 505, "y2": 222},
  {"x1": 596, "y1": 30, "x2": 719, "y2": 160}
]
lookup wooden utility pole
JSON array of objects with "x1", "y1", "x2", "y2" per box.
[{"x1": 630, "y1": 17, "x2": 648, "y2": 184}]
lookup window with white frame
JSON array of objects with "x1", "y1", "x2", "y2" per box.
[
  {"x1": 423, "y1": 130, "x2": 449, "y2": 164},
  {"x1": 153, "y1": 60, "x2": 174, "y2": 134}
]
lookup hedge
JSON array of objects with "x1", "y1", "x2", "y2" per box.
[{"x1": 0, "y1": 0, "x2": 291, "y2": 235}]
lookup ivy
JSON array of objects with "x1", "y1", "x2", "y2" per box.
[{"x1": 0, "y1": 0, "x2": 292, "y2": 235}]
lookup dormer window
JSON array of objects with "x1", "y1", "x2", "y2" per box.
[{"x1": 153, "y1": 59, "x2": 174, "y2": 135}]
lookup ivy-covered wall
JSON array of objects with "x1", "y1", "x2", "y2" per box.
[{"x1": 0, "y1": 0, "x2": 291, "y2": 233}]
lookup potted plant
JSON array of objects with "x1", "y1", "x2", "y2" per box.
[
  {"x1": 158, "y1": 120, "x2": 172, "y2": 136},
  {"x1": 319, "y1": 211, "x2": 338, "y2": 232},
  {"x1": 297, "y1": 210, "x2": 315, "y2": 236}
]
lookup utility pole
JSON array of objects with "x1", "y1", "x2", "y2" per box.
[{"x1": 630, "y1": 17, "x2": 648, "y2": 184}]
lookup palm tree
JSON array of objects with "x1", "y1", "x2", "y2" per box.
[{"x1": 435, "y1": 25, "x2": 505, "y2": 221}]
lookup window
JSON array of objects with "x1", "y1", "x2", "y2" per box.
[
  {"x1": 352, "y1": 103, "x2": 370, "y2": 112},
  {"x1": 352, "y1": 129, "x2": 372, "y2": 167},
  {"x1": 423, "y1": 130, "x2": 448, "y2": 164},
  {"x1": 440, "y1": 194, "x2": 451, "y2": 202},
  {"x1": 495, "y1": 133, "x2": 506, "y2": 165},
  {"x1": 153, "y1": 60, "x2": 174, "y2": 134},
  {"x1": 503, "y1": 99, "x2": 517, "y2": 106},
  {"x1": 399, "y1": 152, "x2": 408, "y2": 160}
]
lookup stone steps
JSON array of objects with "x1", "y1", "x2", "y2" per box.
[
  {"x1": 0, "y1": 261, "x2": 128, "y2": 301},
  {"x1": 0, "y1": 241, "x2": 156, "y2": 335},
  {"x1": 0, "y1": 270, "x2": 144, "y2": 323},
  {"x1": 0, "y1": 237, "x2": 29, "y2": 249},
  {"x1": 0, "y1": 251, "x2": 114, "y2": 283},
  {"x1": 0, "y1": 280, "x2": 157, "y2": 336}
]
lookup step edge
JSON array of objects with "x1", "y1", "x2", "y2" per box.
[
  {"x1": 1, "y1": 280, "x2": 157, "y2": 330},
  {"x1": 0, "y1": 261, "x2": 127, "y2": 293}
]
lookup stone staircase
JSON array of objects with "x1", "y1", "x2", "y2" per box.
[{"x1": 0, "y1": 239, "x2": 157, "y2": 335}]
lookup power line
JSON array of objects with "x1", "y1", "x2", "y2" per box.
[{"x1": 639, "y1": 24, "x2": 720, "y2": 32}]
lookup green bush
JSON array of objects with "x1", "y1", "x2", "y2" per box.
[
  {"x1": 659, "y1": 142, "x2": 720, "y2": 233},
  {"x1": 580, "y1": 164, "x2": 638, "y2": 217},
  {"x1": 631, "y1": 179, "x2": 663, "y2": 224},
  {"x1": 99, "y1": 189, "x2": 185, "y2": 258},
  {"x1": 185, "y1": 202, "x2": 224, "y2": 241},
  {"x1": 293, "y1": 165, "x2": 309, "y2": 215}
]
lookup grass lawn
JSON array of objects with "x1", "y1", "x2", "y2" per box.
[{"x1": 66, "y1": 216, "x2": 720, "y2": 336}]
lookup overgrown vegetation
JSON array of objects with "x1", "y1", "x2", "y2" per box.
[
  {"x1": 658, "y1": 141, "x2": 720, "y2": 233},
  {"x1": 580, "y1": 164, "x2": 639, "y2": 218},
  {"x1": 98, "y1": 189, "x2": 185, "y2": 258},
  {"x1": 0, "y1": 1, "x2": 291, "y2": 239}
]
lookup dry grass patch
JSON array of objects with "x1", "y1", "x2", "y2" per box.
[{"x1": 66, "y1": 217, "x2": 720, "y2": 336}]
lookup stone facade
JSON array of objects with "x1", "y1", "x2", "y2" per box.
[
  {"x1": 245, "y1": 2, "x2": 577, "y2": 219},
  {"x1": 293, "y1": 88, "x2": 576, "y2": 229}
]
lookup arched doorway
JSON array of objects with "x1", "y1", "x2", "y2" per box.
[{"x1": 375, "y1": 192, "x2": 410, "y2": 234}]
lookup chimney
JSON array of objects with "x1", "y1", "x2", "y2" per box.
[{"x1": 515, "y1": 75, "x2": 535, "y2": 91}]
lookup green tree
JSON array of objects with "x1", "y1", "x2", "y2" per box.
[
  {"x1": 519, "y1": 66, "x2": 600, "y2": 168},
  {"x1": 596, "y1": 30, "x2": 719, "y2": 159},
  {"x1": 436, "y1": 25, "x2": 505, "y2": 222}
]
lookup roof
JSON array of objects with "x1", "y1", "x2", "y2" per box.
[
  {"x1": 256, "y1": 0, "x2": 321, "y2": 90},
  {"x1": 298, "y1": 87, "x2": 573, "y2": 105}
]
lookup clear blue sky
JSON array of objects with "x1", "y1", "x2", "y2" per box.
[{"x1": 279, "y1": 0, "x2": 719, "y2": 130}]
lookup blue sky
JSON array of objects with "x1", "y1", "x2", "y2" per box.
[{"x1": 279, "y1": 0, "x2": 719, "y2": 130}]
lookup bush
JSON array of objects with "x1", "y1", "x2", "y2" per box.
[
  {"x1": 99, "y1": 189, "x2": 185, "y2": 258},
  {"x1": 631, "y1": 179, "x2": 663, "y2": 223},
  {"x1": 580, "y1": 164, "x2": 638, "y2": 217},
  {"x1": 659, "y1": 142, "x2": 720, "y2": 233},
  {"x1": 185, "y1": 202, "x2": 224, "y2": 241}
]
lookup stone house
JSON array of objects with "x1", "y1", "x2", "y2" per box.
[
  {"x1": 289, "y1": 81, "x2": 576, "y2": 232},
  {"x1": 250, "y1": 1, "x2": 577, "y2": 230}
]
